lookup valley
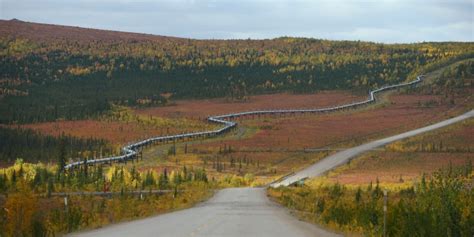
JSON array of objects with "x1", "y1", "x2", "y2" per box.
[{"x1": 0, "y1": 19, "x2": 472, "y2": 236}]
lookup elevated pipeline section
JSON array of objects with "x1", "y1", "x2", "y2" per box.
[{"x1": 65, "y1": 76, "x2": 423, "y2": 169}]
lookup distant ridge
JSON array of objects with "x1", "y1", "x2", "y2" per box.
[{"x1": 0, "y1": 19, "x2": 185, "y2": 43}]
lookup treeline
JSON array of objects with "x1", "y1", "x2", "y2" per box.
[
  {"x1": 0, "y1": 126, "x2": 112, "y2": 164},
  {"x1": 269, "y1": 162, "x2": 473, "y2": 236},
  {"x1": 0, "y1": 160, "x2": 212, "y2": 236},
  {"x1": 387, "y1": 140, "x2": 472, "y2": 153},
  {"x1": 0, "y1": 159, "x2": 209, "y2": 194},
  {"x1": 1, "y1": 25, "x2": 473, "y2": 123}
]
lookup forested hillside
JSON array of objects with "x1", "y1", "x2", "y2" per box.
[{"x1": 1, "y1": 19, "x2": 473, "y2": 123}]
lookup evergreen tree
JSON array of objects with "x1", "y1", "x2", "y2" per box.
[
  {"x1": 47, "y1": 178, "x2": 54, "y2": 198},
  {"x1": 355, "y1": 187, "x2": 362, "y2": 203},
  {"x1": 0, "y1": 172, "x2": 6, "y2": 192},
  {"x1": 58, "y1": 140, "x2": 67, "y2": 171},
  {"x1": 11, "y1": 170, "x2": 16, "y2": 184}
]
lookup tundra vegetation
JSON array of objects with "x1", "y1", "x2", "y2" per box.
[
  {"x1": 138, "y1": 60, "x2": 473, "y2": 183},
  {"x1": 273, "y1": 117, "x2": 474, "y2": 235}
]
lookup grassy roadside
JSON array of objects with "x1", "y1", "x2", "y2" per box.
[{"x1": 268, "y1": 162, "x2": 473, "y2": 236}]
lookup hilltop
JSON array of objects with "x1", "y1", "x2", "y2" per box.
[
  {"x1": 0, "y1": 20, "x2": 473, "y2": 124},
  {"x1": 0, "y1": 19, "x2": 180, "y2": 43}
]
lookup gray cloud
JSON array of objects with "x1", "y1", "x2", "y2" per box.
[{"x1": 1, "y1": 0, "x2": 472, "y2": 43}]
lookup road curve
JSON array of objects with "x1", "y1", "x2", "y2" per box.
[
  {"x1": 272, "y1": 109, "x2": 474, "y2": 187},
  {"x1": 69, "y1": 188, "x2": 340, "y2": 237}
]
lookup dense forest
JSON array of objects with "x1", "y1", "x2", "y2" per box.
[
  {"x1": 1, "y1": 20, "x2": 473, "y2": 123},
  {"x1": 0, "y1": 127, "x2": 112, "y2": 164}
]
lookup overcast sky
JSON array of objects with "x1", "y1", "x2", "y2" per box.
[{"x1": 1, "y1": 0, "x2": 472, "y2": 43}]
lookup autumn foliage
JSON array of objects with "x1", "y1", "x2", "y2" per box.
[
  {"x1": 1, "y1": 20, "x2": 473, "y2": 123},
  {"x1": 269, "y1": 162, "x2": 474, "y2": 236},
  {"x1": 0, "y1": 159, "x2": 213, "y2": 236}
]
